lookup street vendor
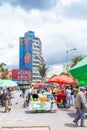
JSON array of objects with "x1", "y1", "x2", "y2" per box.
[{"x1": 32, "y1": 90, "x2": 39, "y2": 101}]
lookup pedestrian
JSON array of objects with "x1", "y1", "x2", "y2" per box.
[
  {"x1": 73, "y1": 87, "x2": 87, "y2": 127},
  {"x1": 0, "y1": 88, "x2": 3, "y2": 106},
  {"x1": 2, "y1": 89, "x2": 11, "y2": 113},
  {"x1": 22, "y1": 86, "x2": 26, "y2": 98},
  {"x1": 65, "y1": 86, "x2": 71, "y2": 108},
  {"x1": 27, "y1": 87, "x2": 32, "y2": 103},
  {"x1": 70, "y1": 85, "x2": 74, "y2": 106},
  {"x1": 7, "y1": 87, "x2": 12, "y2": 106}
]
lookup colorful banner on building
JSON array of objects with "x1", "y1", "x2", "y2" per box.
[
  {"x1": 18, "y1": 68, "x2": 32, "y2": 85},
  {"x1": 19, "y1": 38, "x2": 32, "y2": 70},
  {"x1": 12, "y1": 69, "x2": 18, "y2": 80},
  {"x1": 19, "y1": 31, "x2": 35, "y2": 71}
]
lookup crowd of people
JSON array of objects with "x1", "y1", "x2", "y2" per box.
[
  {"x1": 0, "y1": 84, "x2": 87, "y2": 127},
  {"x1": 19, "y1": 85, "x2": 85, "y2": 109}
]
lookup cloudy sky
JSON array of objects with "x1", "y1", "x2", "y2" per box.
[{"x1": 0, "y1": 0, "x2": 87, "y2": 77}]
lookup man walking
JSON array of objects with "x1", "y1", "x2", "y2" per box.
[
  {"x1": 2, "y1": 89, "x2": 11, "y2": 113},
  {"x1": 73, "y1": 87, "x2": 87, "y2": 127}
]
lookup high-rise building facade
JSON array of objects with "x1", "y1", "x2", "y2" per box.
[{"x1": 19, "y1": 31, "x2": 42, "y2": 84}]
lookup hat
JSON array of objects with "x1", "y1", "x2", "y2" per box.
[{"x1": 80, "y1": 86, "x2": 86, "y2": 91}]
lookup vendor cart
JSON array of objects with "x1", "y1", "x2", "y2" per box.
[{"x1": 29, "y1": 93, "x2": 57, "y2": 112}]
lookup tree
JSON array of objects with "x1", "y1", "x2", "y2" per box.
[
  {"x1": 0, "y1": 63, "x2": 7, "y2": 72},
  {"x1": 59, "y1": 72, "x2": 70, "y2": 76},
  {"x1": 58, "y1": 55, "x2": 85, "y2": 76},
  {"x1": 70, "y1": 55, "x2": 85, "y2": 68},
  {"x1": 38, "y1": 59, "x2": 49, "y2": 83},
  {"x1": 49, "y1": 74, "x2": 57, "y2": 79},
  {"x1": 0, "y1": 63, "x2": 8, "y2": 79}
]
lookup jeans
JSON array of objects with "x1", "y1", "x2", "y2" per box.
[
  {"x1": 74, "y1": 109, "x2": 85, "y2": 125},
  {"x1": 66, "y1": 96, "x2": 71, "y2": 108},
  {"x1": 71, "y1": 95, "x2": 74, "y2": 105}
]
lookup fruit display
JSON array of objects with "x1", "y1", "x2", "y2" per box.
[
  {"x1": 30, "y1": 96, "x2": 39, "y2": 102},
  {"x1": 41, "y1": 95, "x2": 47, "y2": 102}
]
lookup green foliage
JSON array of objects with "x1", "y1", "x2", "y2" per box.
[
  {"x1": 38, "y1": 59, "x2": 49, "y2": 82},
  {"x1": 58, "y1": 55, "x2": 84, "y2": 76},
  {"x1": 49, "y1": 74, "x2": 57, "y2": 79},
  {"x1": 0, "y1": 63, "x2": 7, "y2": 72},
  {"x1": 70, "y1": 55, "x2": 85, "y2": 68},
  {"x1": 0, "y1": 63, "x2": 8, "y2": 79},
  {"x1": 59, "y1": 72, "x2": 70, "y2": 76}
]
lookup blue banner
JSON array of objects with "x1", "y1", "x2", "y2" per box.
[{"x1": 19, "y1": 31, "x2": 35, "y2": 70}]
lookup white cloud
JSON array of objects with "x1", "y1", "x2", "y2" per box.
[
  {"x1": 60, "y1": 0, "x2": 79, "y2": 6},
  {"x1": 47, "y1": 64, "x2": 64, "y2": 78}
]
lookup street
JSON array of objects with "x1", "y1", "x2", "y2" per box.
[{"x1": 0, "y1": 90, "x2": 87, "y2": 130}]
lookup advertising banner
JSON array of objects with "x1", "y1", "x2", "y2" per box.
[
  {"x1": 19, "y1": 37, "x2": 32, "y2": 70},
  {"x1": 12, "y1": 69, "x2": 18, "y2": 79},
  {"x1": 19, "y1": 31, "x2": 35, "y2": 84},
  {"x1": 18, "y1": 68, "x2": 32, "y2": 85}
]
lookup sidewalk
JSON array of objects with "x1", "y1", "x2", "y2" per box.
[
  {"x1": 0, "y1": 91, "x2": 87, "y2": 130},
  {"x1": 0, "y1": 126, "x2": 50, "y2": 130}
]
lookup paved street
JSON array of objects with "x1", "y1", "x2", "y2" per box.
[{"x1": 0, "y1": 90, "x2": 87, "y2": 130}]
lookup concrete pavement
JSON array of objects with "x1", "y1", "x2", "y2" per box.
[
  {"x1": 0, "y1": 90, "x2": 87, "y2": 130},
  {"x1": 0, "y1": 127, "x2": 50, "y2": 130}
]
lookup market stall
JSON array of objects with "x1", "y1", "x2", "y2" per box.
[{"x1": 29, "y1": 93, "x2": 57, "y2": 112}]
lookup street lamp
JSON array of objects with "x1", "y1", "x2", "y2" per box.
[{"x1": 66, "y1": 48, "x2": 77, "y2": 73}]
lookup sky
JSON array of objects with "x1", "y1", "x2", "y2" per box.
[{"x1": 0, "y1": 0, "x2": 87, "y2": 77}]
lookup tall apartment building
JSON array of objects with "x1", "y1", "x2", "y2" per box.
[{"x1": 19, "y1": 31, "x2": 42, "y2": 84}]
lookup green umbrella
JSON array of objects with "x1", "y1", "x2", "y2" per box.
[
  {"x1": 69, "y1": 57, "x2": 87, "y2": 85},
  {"x1": 77, "y1": 80, "x2": 87, "y2": 85},
  {"x1": 0, "y1": 79, "x2": 18, "y2": 87}
]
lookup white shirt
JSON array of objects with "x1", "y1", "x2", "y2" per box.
[{"x1": 66, "y1": 89, "x2": 71, "y2": 97}]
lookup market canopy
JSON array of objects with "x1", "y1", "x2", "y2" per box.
[
  {"x1": 69, "y1": 57, "x2": 87, "y2": 85},
  {"x1": 34, "y1": 82, "x2": 46, "y2": 88},
  {"x1": 77, "y1": 80, "x2": 87, "y2": 85},
  {"x1": 48, "y1": 75, "x2": 77, "y2": 84},
  {"x1": 0, "y1": 79, "x2": 18, "y2": 88}
]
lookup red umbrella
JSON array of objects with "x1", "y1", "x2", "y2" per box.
[
  {"x1": 48, "y1": 75, "x2": 77, "y2": 84},
  {"x1": 34, "y1": 83, "x2": 46, "y2": 88}
]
